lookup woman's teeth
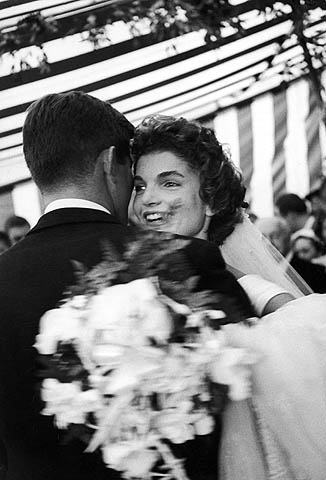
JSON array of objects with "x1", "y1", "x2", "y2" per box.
[{"x1": 144, "y1": 212, "x2": 167, "y2": 223}]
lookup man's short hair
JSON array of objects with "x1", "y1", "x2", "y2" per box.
[
  {"x1": 23, "y1": 91, "x2": 134, "y2": 190},
  {"x1": 275, "y1": 193, "x2": 307, "y2": 216},
  {"x1": 4, "y1": 215, "x2": 30, "y2": 233}
]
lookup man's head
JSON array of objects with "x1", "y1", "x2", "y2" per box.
[
  {"x1": 255, "y1": 216, "x2": 291, "y2": 256},
  {"x1": 23, "y1": 91, "x2": 134, "y2": 223},
  {"x1": 275, "y1": 193, "x2": 309, "y2": 233},
  {"x1": 4, "y1": 215, "x2": 30, "y2": 245}
]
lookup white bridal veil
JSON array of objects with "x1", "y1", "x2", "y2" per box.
[
  {"x1": 220, "y1": 213, "x2": 313, "y2": 298},
  {"x1": 219, "y1": 214, "x2": 326, "y2": 479}
]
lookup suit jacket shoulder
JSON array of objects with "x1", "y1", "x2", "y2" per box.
[{"x1": 0, "y1": 211, "x2": 252, "y2": 480}]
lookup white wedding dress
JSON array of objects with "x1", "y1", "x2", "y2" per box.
[{"x1": 219, "y1": 294, "x2": 326, "y2": 480}]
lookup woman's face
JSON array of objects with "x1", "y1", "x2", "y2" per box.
[
  {"x1": 132, "y1": 151, "x2": 212, "y2": 238},
  {"x1": 293, "y1": 237, "x2": 318, "y2": 262}
]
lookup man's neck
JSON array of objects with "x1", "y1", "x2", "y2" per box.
[
  {"x1": 43, "y1": 187, "x2": 111, "y2": 213},
  {"x1": 297, "y1": 213, "x2": 310, "y2": 231}
]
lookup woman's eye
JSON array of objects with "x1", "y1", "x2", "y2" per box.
[
  {"x1": 163, "y1": 181, "x2": 179, "y2": 188},
  {"x1": 134, "y1": 185, "x2": 145, "y2": 193}
]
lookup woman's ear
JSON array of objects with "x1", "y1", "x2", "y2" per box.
[{"x1": 205, "y1": 204, "x2": 215, "y2": 217}]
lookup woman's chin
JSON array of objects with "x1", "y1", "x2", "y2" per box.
[{"x1": 144, "y1": 222, "x2": 172, "y2": 233}]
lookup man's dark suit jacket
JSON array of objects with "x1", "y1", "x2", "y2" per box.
[
  {"x1": 290, "y1": 254, "x2": 326, "y2": 293},
  {"x1": 0, "y1": 208, "x2": 253, "y2": 480}
]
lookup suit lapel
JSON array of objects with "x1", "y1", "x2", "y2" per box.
[{"x1": 28, "y1": 208, "x2": 121, "y2": 235}]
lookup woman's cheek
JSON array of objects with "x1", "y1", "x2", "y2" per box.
[{"x1": 169, "y1": 198, "x2": 183, "y2": 212}]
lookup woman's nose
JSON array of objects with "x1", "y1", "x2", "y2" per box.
[{"x1": 141, "y1": 185, "x2": 161, "y2": 206}]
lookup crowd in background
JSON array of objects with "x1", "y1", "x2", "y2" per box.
[
  {"x1": 253, "y1": 176, "x2": 326, "y2": 293},
  {"x1": 2, "y1": 176, "x2": 326, "y2": 293},
  {"x1": 0, "y1": 215, "x2": 30, "y2": 253}
]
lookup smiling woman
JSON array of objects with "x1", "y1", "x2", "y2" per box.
[
  {"x1": 133, "y1": 150, "x2": 211, "y2": 239},
  {"x1": 131, "y1": 114, "x2": 244, "y2": 245},
  {"x1": 129, "y1": 114, "x2": 325, "y2": 480},
  {"x1": 131, "y1": 114, "x2": 311, "y2": 307}
]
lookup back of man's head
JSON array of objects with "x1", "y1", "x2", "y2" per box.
[
  {"x1": 23, "y1": 91, "x2": 134, "y2": 191},
  {"x1": 275, "y1": 193, "x2": 307, "y2": 217}
]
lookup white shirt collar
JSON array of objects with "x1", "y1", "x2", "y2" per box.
[{"x1": 44, "y1": 198, "x2": 111, "y2": 215}]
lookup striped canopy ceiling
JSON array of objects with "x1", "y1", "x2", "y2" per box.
[{"x1": 0, "y1": 0, "x2": 326, "y2": 190}]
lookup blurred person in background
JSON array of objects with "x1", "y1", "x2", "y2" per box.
[
  {"x1": 275, "y1": 193, "x2": 314, "y2": 233},
  {"x1": 254, "y1": 217, "x2": 291, "y2": 256},
  {"x1": 291, "y1": 229, "x2": 323, "y2": 263},
  {"x1": 313, "y1": 209, "x2": 326, "y2": 243},
  {"x1": 305, "y1": 177, "x2": 326, "y2": 217},
  {"x1": 4, "y1": 215, "x2": 30, "y2": 245},
  {"x1": 256, "y1": 217, "x2": 326, "y2": 293},
  {"x1": 312, "y1": 210, "x2": 326, "y2": 267},
  {"x1": 0, "y1": 232, "x2": 10, "y2": 255}
]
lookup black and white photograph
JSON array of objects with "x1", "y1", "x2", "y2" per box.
[{"x1": 0, "y1": 1, "x2": 326, "y2": 479}]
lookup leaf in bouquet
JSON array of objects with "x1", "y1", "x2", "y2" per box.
[
  {"x1": 83, "y1": 259, "x2": 125, "y2": 293},
  {"x1": 82, "y1": 240, "x2": 126, "y2": 292},
  {"x1": 67, "y1": 242, "x2": 128, "y2": 296},
  {"x1": 71, "y1": 260, "x2": 87, "y2": 282},
  {"x1": 86, "y1": 389, "x2": 135, "y2": 452},
  {"x1": 158, "y1": 275, "x2": 200, "y2": 307},
  {"x1": 122, "y1": 231, "x2": 191, "y2": 280},
  {"x1": 100, "y1": 239, "x2": 124, "y2": 265},
  {"x1": 65, "y1": 232, "x2": 193, "y2": 297},
  {"x1": 187, "y1": 290, "x2": 219, "y2": 310},
  {"x1": 65, "y1": 260, "x2": 88, "y2": 296},
  {"x1": 186, "y1": 291, "x2": 245, "y2": 327}
]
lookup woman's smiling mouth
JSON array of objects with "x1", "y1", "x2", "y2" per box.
[{"x1": 143, "y1": 212, "x2": 170, "y2": 224}]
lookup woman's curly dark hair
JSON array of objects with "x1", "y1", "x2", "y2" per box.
[{"x1": 131, "y1": 115, "x2": 246, "y2": 245}]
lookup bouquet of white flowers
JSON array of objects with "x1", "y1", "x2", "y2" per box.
[{"x1": 35, "y1": 233, "x2": 256, "y2": 480}]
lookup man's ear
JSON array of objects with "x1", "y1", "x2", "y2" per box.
[{"x1": 103, "y1": 146, "x2": 117, "y2": 185}]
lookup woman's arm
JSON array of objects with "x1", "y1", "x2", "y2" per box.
[
  {"x1": 227, "y1": 267, "x2": 295, "y2": 316},
  {"x1": 260, "y1": 292, "x2": 294, "y2": 315}
]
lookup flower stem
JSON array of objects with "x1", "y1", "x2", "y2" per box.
[{"x1": 154, "y1": 439, "x2": 190, "y2": 480}]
